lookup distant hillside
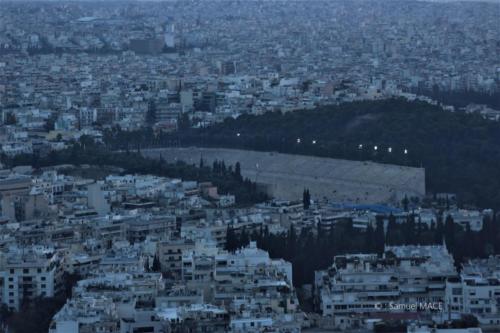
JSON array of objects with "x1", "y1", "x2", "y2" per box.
[{"x1": 172, "y1": 99, "x2": 500, "y2": 209}]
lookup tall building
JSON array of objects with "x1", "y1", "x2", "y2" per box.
[
  {"x1": 164, "y1": 23, "x2": 175, "y2": 49},
  {"x1": 315, "y1": 245, "x2": 457, "y2": 329},
  {"x1": 0, "y1": 249, "x2": 63, "y2": 311},
  {"x1": 0, "y1": 174, "x2": 49, "y2": 222},
  {"x1": 445, "y1": 256, "x2": 500, "y2": 330}
]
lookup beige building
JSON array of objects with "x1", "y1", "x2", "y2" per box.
[{"x1": 0, "y1": 175, "x2": 49, "y2": 222}]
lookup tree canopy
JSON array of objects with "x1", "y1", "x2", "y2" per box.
[{"x1": 167, "y1": 99, "x2": 500, "y2": 209}]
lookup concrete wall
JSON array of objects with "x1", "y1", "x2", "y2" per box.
[{"x1": 142, "y1": 147, "x2": 426, "y2": 204}]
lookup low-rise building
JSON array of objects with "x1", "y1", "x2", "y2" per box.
[{"x1": 445, "y1": 255, "x2": 500, "y2": 330}]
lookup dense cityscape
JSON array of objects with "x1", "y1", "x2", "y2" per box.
[{"x1": 0, "y1": 1, "x2": 499, "y2": 333}]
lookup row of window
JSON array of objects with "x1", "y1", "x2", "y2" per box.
[
  {"x1": 6, "y1": 276, "x2": 46, "y2": 282},
  {"x1": 7, "y1": 283, "x2": 47, "y2": 289},
  {"x1": 8, "y1": 267, "x2": 48, "y2": 274}
]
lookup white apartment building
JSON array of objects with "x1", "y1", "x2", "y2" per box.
[
  {"x1": 181, "y1": 241, "x2": 292, "y2": 287},
  {"x1": 0, "y1": 249, "x2": 62, "y2": 310},
  {"x1": 315, "y1": 245, "x2": 457, "y2": 327},
  {"x1": 445, "y1": 256, "x2": 500, "y2": 330},
  {"x1": 230, "y1": 316, "x2": 273, "y2": 332},
  {"x1": 157, "y1": 238, "x2": 195, "y2": 279},
  {"x1": 49, "y1": 296, "x2": 119, "y2": 333},
  {"x1": 0, "y1": 142, "x2": 33, "y2": 157},
  {"x1": 444, "y1": 209, "x2": 488, "y2": 232}
]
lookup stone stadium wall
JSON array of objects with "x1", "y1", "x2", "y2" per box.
[{"x1": 142, "y1": 147, "x2": 426, "y2": 204}]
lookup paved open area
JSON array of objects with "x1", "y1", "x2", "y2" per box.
[{"x1": 143, "y1": 147, "x2": 426, "y2": 203}]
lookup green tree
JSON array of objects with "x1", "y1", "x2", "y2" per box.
[
  {"x1": 234, "y1": 162, "x2": 242, "y2": 181},
  {"x1": 178, "y1": 113, "x2": 191, "y2": 130},
  {"x1": 146, "y1": 100, "x2": 157, "y2": 126},
  {"x1": 144, "y1": 257, "x2": 150, "y2": 272},
  {"x1": 4, "y1": 112, "x2": 17, "y2": 125},
  {"x1": 375, "y1": 217, "x2": 385, "y2": 254},
  {"x1": 402, "y1": 213, "x2": 416, "y2": 245},
  {"x1": 480, "y1": 214, "x2": 497, "y2": 255},
  {"x1": 239, "y1": 227, "x2": 250, "y2": 248},
  {"x1": 287, "y1": 225, "x2": 297, "y2": 259},
  {"x1": 303, "y1": 189, "x2": 311, "y2": 210},
  {"x1": 225, "y1": 225, "x2": 238, "y2": 252},
  {"x1": 386, "y1": 213, "x2": 401, "y2": 245},
  {"x1": 152, "y1": 254, "x2": 161, "y2": 272},
  {"x1": 402, "y1": 195, "x2": 409, "y2": 211},
  {"x1": 365, "y1": 224, "x2": 376, "y2": 253},
  {"x1": 435, "y1": 216, "x2": 444, "y2": 244},
  {"x1": 444, "y1": 214, "x2": 456, "y2": 254}
]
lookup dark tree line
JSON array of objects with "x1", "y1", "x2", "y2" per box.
[
  {"x1": 98, "y1": 98, "x2": 500, "y2": 210},
  {"x1": 1, "y1": 137, "x2": 267, "y2": 206},
  {"x1": 0, "y1": 272, "x2": 81, "y2": 333},
  {"x1": 141, "y1": 98, "x2": 500, "y2": 210},
  {"x1": 225, "y1": 213, "x2": 500, "y2": 287}
]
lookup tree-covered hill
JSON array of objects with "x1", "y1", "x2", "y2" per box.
[{"x1": 169, "y1": 99, "x2": 500, "y2": 209}]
